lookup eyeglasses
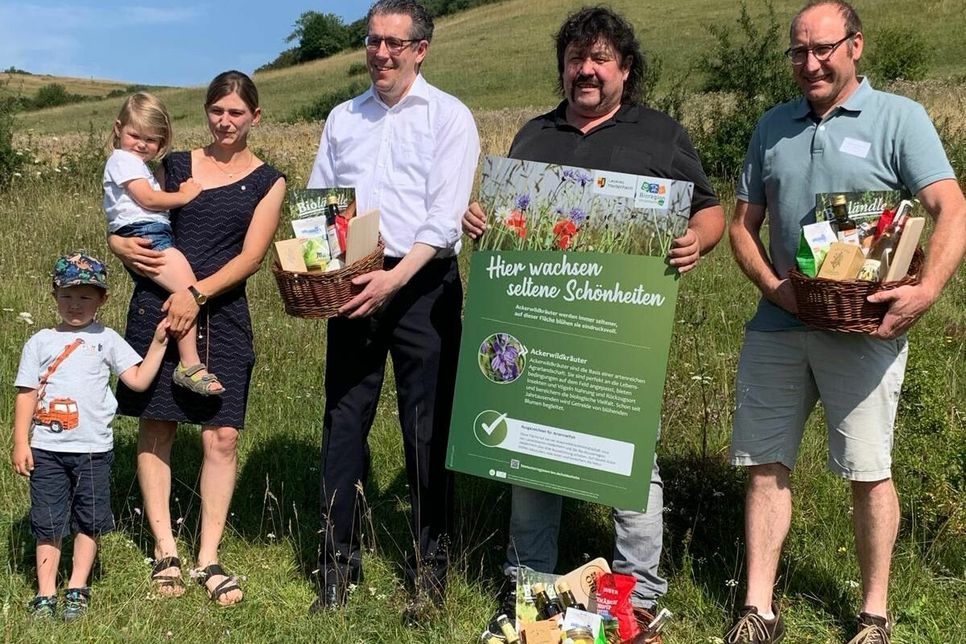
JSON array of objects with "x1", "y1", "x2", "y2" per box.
[
  {"x1": 364, "y1": 35, "x2": 421, "y2": 55},
  {"x1": 785, "y1": 33, "x2": 855, "y2": 65}
]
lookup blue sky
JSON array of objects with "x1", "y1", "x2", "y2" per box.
[{"x1": 0, "y1": 1, "x2": 373, "y2": 86}]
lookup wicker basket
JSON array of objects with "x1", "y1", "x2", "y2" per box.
[
  {"x1": 789, "y1": 248, "x2": 924, "y2": 333},
  {"x1": 272, "y1": 239, "x2": 385, "y2": 319}
]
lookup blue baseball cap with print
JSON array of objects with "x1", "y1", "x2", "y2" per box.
[{"x1": 52, "y1": 252, "x2": 109, "y2": 290}]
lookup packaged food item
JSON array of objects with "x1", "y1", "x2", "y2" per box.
[
  {"x1": 301, "y1": 237, "x2": 329, "y2": 271},
  {"x1": 562, "y1": 626, "x2": 596, "y2": 644},
  {"x1": 292, "y1": 215, "x2": 331, "y2": 270},
  {"x1": 817, "y1": 242, "x2": 865, "y2": 281},
  {"x1": 519, "y1": 619, "x2": 561, "y2": 644},
  {"x1": 796, "y1": 221, "x2": 837, "y2": 277},
  {"x1": 594, "y1": 573, "x2": 639, "y2": 641}
]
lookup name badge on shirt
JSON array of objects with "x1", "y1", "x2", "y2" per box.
[{"x1": 839, "y1": 137, "x2": 871, "y2": 158}]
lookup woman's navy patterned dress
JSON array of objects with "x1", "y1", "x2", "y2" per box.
[{"x1": 117, "y1": 151, "x2": 283, "y2": 428}]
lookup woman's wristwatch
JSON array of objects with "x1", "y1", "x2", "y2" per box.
[{"x1": 188, "y1": 285, "x2": 208, "y2": 306}]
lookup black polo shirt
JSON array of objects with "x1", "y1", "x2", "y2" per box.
[{"x1": 508, "y1": 101, "x2": 719, "y2": 214}]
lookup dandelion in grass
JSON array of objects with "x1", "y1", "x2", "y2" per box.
[{"x1": 478, "y1": 332, "x2": 526, "y2": 384}]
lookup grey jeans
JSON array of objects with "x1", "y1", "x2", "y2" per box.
[{"x1": 503, "y1": 453, "x2": 667, "y2": 609}]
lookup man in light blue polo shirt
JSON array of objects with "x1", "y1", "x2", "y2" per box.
[{"x1": 725, "y1": 2, "x2": 966, "y2": 643}]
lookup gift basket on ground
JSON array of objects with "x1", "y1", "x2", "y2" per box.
[
  {"x1": 789, "y1": 193, "x2": 925, "y2": 333},
  {"x1": 272, "y1": 188, "x2": 384, "y2": 319},
  {"x1": 479, "y1": 559, "x2": 671, "y2": 644}
]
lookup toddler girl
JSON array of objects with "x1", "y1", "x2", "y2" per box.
[{"x1": 103, "y1": 93, "x2": 223, "y2": 395}]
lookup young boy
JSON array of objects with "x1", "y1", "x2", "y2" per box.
[{"x1": 10, "y1": 252, "x2": 168, "y2": 620}]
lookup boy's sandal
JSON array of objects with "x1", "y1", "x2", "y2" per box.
[
  {"x1": 173, "y1": 363, "x2": 225, "y2": 396},
  {"x1": 151, "y1": 556, "x2": 186, "y2": 596},
  {"x1": 195, "y1": 564, "x2": 243, "y2": 606}
]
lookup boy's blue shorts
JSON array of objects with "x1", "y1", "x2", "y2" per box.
[
  {"x1": 113, "y1": 220, "x2": 175, "y2": 251},
  {"x1": 29, "y1": 448, "x2": 115, "y2": 541}
]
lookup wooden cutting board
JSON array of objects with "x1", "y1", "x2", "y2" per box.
[
  {"x1": 346, "y1": 208, "x2": 380, "y2": 265},
  {"x1": 884, "y1": 217, "x2": 925, "y2": 281}
]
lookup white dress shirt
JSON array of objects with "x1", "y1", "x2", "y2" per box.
[{"x1": 308, "y1": 74, "x2": 480, "y2": 258}]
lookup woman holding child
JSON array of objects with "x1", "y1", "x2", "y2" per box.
[{"x1": 109, "y1": 70, "x2": 285, "y2": 605}]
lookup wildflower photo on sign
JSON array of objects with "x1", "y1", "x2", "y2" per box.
[
  {"x1": 476, "y1": 155, "x2": 693, "y2": 257},
  {"x1": 478, "y1": 332, "x2": 526, "y2": 384}
]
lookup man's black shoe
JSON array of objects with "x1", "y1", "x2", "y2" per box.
[
  {"x1": 308, "y1": 567, "x2": 356, "y2": 615},
  {"x1": 402, "y1": 569, "x2": 446, "y2": 626}
]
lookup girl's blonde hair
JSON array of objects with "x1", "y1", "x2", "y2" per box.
[{"x1": 108, "y1": 92, "x2": 174, "y2": 159}]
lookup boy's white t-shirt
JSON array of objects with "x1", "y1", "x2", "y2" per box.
[
  {"x1": 14, "y1": 322, "x2": 143, "y2": 453},
  {"x1": 102, "y1": 148, "x2": 172, "y2": 232}
]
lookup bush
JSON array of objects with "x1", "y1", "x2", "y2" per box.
[
  {"x1": 0, "y1": 95, "x2": 25, "y2": 189},
  {"x1": 31, "y1": 83, "x2": 86, "y2": 109},
  {"x1": 347, "y1": 62, "x2": 368, "y2": 77},
  {"x1": 864, "y1": 26, "x2": 931, "y2": 83},
  {"x1": 287, "y1": 80, "x2": 370, "y2": 123},
  {"x1": 690, "y1": 1, "x2": 799, "y2": 183}
]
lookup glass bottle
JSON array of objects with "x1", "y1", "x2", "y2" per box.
[
  {"x1": 857, "y1": 201, "x2": 910, "y2": 281},
  {"x1": 554, "y1": 579, "x2": 586, "y2": 612},
  {"x1": 531, "y1": 582, "x2": 563, "y2": 619},
  {"x1": 830, "y1": 194, "x2": 860, "y2": 245},
  {"x1": 495, "y1": 614, "x2": 519, "y2": 643},
  {"x1": 325, "y1": 194, "x2": 344, "y2": 258}
]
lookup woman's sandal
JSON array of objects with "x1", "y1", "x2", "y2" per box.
[
  {"x1": 150, "y1": 556, "x2": 186, "y2": 597},
  {"x1": 194, "y1": 564, "x2": 243, "y2": 606},
  {"x1": 173, "y1": 363, "x2": 225, "y2": 396}
]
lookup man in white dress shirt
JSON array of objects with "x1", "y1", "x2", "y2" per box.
[{"x1": 306, "y1": 0, "x2": 480, "y2": 621}]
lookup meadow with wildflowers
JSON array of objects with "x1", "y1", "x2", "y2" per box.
[{"x1": 477, "y1": 156, "x2": 692, "y2": 257}]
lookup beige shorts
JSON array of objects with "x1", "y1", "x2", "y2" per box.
[{"x1": 730, "y1": 329, "x2": 907, "y2": 481}]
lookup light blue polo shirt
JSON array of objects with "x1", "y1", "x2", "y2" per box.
[{"x1": 737, "y1": 78, "x2": 955, "y2": 331}]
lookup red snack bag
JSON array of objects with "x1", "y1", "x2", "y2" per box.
[
  {"x1": 874, "y1": 207, "x2": 895, "y2": 239},
  {"x1": 594, "y1": 573, "x2": 639, "y2": 641},
  {"x1": 336, "y1": 214, "x2": 348, "y2": 256}
]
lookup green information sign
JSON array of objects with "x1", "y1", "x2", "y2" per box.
[{"x1": 447, "y1": 156, "x2": 693, "y2": 511}]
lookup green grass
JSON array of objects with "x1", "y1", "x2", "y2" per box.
[
  {"x1": 14, "y1": 0, "x2": 966, "y2": 135},
  {"x1": 3, "y1": 0, "x2": 966, "y2": 638},
  {"x1": 0, "y1": 134, "x2": 964, "y2": 641}
]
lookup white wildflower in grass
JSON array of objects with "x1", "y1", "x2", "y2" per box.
[
  {"x1": 847, "y1": 580, "x2": 860, "y2": 588},
  {"x1": 18, "y1": 312, "x2": 33, "y2": 325},
  {"x1": 725, "y1": 578, "x2": 739, "y2": 587},
  {"x1": 494, "y1": 205, "x2": 513, "y2": 222},
  {"x1": 267, "y1": 532, "x2": 276, "y2": 540}
]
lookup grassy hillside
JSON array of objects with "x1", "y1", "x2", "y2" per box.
[
  {"x1": 16, "y1": 0, "x2": 966, "y2": 135},
  {"x1": 0, "y1": 72, "x2": 131, "y2": 99},
  {"x1": 1, "y1": 129, "x2": 963, "y2": 640}
]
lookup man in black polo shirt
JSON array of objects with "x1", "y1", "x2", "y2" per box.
[{"x1": 463, "y1": 7, "x2": 724, "y2": 640}]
